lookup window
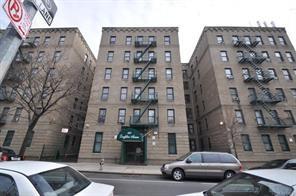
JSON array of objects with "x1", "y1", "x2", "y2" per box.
[
  {"x1": 98, "y1": 109, "x2": 106, "y2": 123},
  {"x1": 278, "y1": 36, "x2": 286, "y2": 46},
  {"x1": 183, "y1": 70, "x2": 188, "y2": 79},
  {"x1": 1, "y1": 107, "x2": 9, "y2": 122},
  {"x1": 124, "y1": 51, "x2": 130, "y2": 62},
  {"x1": 232, "y1": 35, "x2": 239, "y2": 44},
  {"x1": 122, "y1": 68, "x2": 129, "y2": 79},
  {"x1": 136, "y1": 36, "x2": 143, "y2": 43},
  {"x1": 104, "y1": 68, "x2": 112, "y2": 80},
  {"x1": 268, "y1": 36, "x2": 276, "y2": 45},
  {"x1": 120, "y1": 87, "x2": 128, "y2": 101},
  {"x1": 202, "y1": 154, "x2": 220, "y2": 163},
  {"x1": 275, "y1": 88, "x2": 286, "y2": 101},
  {"x1": 148, "y1": 36, "x2": 155, "y2": 44},
  {"x1": 164, "y1": 36, "x2": 170, "y2": 45},
  {"x1": 101, "y1": 87, "x2": 109, "y2": 101},
  {"x1": 278, "y1": 135, "x2": 290, "y2": 151},
  {"x1": 148, "y1": 51, "x2": 155, "y2": 60},
  {"x1": 262, "y1": 51, "x2": 270, "y2": 62},
  {"x1": 167, "y1": 109, "x2": 175, "y2": 124},
  {"x1": 284, "y1": 110, "x2": 295, "y2": 124},
  {"x1": 133, "y1": 109, "x2": 140, "y2": 121},
  {"x1": 0, "y1": 174, "x2": 18, "y2": 195},
  {"x1": 229, "y1": 88, "x2": 239, "y2": 101},
  {"x1": 107, "y1": 51, "x2": 114, "y2": 62},
  {"x1": 13, "y1": 107, "x2": 22, "y2": 122},
  {"x1": 224, "y1": 68, "x2": 233, "y2": 79},
  {"x1": 216, "y1": 35, "x2": 224, "y2": 44},
  {"x1": 134, "y1": 87, "x2": 141, "y2": 99},
  {"x1": 37, "y1": 51, "x2": 45, "y2": 63},
  {"x1": 33, "y1": 36, "x2": 40, "y2": 46},
  {"x1": 261, "y1": 134, "x2": 274, "y2": 151},
  {"x1": 135, "y1": 68, "x2": 142, "y2": 79},
  {"x1": 220, "y1": 51, "x2": 228, "y2": 62},
  {"x1": 241, "y1": 134, "x2": 252, "y2": 151},
  {"x1": 186, "y1": 108, "x2": 193, "y2": 120},
  {"x1": 148, "y1": 87, "x2": 155, "y2": 99},
  {"x1": 286, "y1": 52, "x2": 295, "y2": 62},
  {"x1": 93, "y1": 132, "x2": 103, "y2": 153},
  {"x1": 165, "y1": 51, "x2": 171, "y2": 62},
  {"x1": 255, "y1": 110, "x2": 265, "y2": 125},
  {"x1": 44, "y1": 36, "x2": 50, "y2": 45},
  {"x1": 255, "y1": 36, "x2": 263, "y2": 45},
  {"x1": 185, "y1": 94, "x2": 191, "y2": 103},
  {"x1": 282, "y1": 69, "x2": 292, "y2": 80},
  {"x1": 58, "y1": 36, "x2": 66, "y2": 46},
  {"x1": 268, "y1": 68, "x2": 277, "y2": 79},
  {"x1": 291, "y1": 88, "x2": 296, "y2": 98},
  {"x1": 235, "y1": 110, "x2": 244, "y2": 124},
  {"x1": 166, "y1": 87, "x2": 174, "y2": 101},
  {"x1": 189, "y1": 139, "x2": 196, "y2": 151},
  {"x1": 168, "y1": 133, "x2": 177, "y2": 154},
  {"x1": 244, "y1": 36, "x2": 251, "y2": 45},
  {"x1": 3, "y1": 130, "x2": 14, "y2": 146},
  {"x1": 126, "y1": 36, "x2": 132, "y2": 45},
  {"x1": 188, "y1": 124, "x2": 194, "y2": 134},
  {"x1": 165, "y1": 68, "x2": 172, "y2": 80},
  {"x1": 148, "y1": 109, "x2": 155, "y2": 124},
  {"x1": 118, "y1": 109, "x2": 126, "y2": 124},
  {"x1": 183, "y1": 82, "x2": 189, "y2": 90},
  {"x1": 236, "y1": 51, "x2": 243, "y2": 61},
  {"x1": 274, "y1": 51, "x2": 284, "y2": 62},
  {"x1": 242, "y1": 68, "x2": 250, "y2": 80},
  {"x1": 148, "y1": 68, "x2": 155, "y2": 79},
  {"x1": 110, "y1": 36, "x2": 116, "y2": 44},
  {"x1": 83, "y1": 54, "x2": 88, "y2": 62},
  {"x1": 53, "y1": 51, "x2": 61, "y2": 62}
]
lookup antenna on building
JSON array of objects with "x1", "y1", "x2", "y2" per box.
[
  {"x1": 263, "y1": 21, "x2": 268, "y2": 27},
  {"x1": 256, "y1": 21, "x2": 261, "y2": 27},
  {"x1": 271, "y1": 21, "x2": 276, "y2": 27}
]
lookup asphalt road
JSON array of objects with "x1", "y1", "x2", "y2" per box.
[{"x1": 82, "y1": 172, "x2": 218, "y2": 196}]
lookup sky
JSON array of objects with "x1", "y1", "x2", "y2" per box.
[{"x1": 1, "y1": 0, "x2": 296, "y2": 62}]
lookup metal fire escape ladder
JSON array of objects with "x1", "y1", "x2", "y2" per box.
[
  {"x1": 137, "y1": 60, "x2": 152, "y2": 80},
  {"x1": 135, "y1": 101, "x2": 154, "y2": 122},
  {"x1": 237, "y1": 39, "x2": 282, "y2": 123},
  {"x1": 135, "y1": 79, "x2": 152, "y2": 100},
  {"x1": 137, "y1": 43, "x2": 153, "y2": 60}
]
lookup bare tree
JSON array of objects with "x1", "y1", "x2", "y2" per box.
[{"x1": 5, "y1": 53, "x2": 83, "y2": 156}]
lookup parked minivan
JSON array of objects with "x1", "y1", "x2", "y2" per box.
[{"x1": 161, "y1": 152, "x2": 242, "y2": 181}]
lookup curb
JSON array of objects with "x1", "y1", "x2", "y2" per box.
[{"x1": 78, "y1": 170, "x2": 162, "y2": 176}]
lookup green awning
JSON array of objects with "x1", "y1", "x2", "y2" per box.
[{"x1": 117, "y1": 128, "x2": 143, "y2": 142}]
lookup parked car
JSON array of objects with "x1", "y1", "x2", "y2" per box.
[
  {"x1": 0, "y1": 147, "x2": 22, "y2": 161},
  {"x1": 0, "y1": 161, "x2": 114, "y2": 196},
  {"x1": 161, "y1": 152, "x2": 242, "y2": 181},
  {"x1": 178, "y1": 169, "x2": 296, "y2": 196},
  {"x1": 249, "y1": 159, "x2": 296, "y2": 170}
]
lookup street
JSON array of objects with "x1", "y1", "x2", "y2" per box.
[{"x1": 82, "y1": 172, "x2": 218, "y2": 196}]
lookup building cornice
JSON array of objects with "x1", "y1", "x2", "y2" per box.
[
  {"x1": 204, "y1": 26, "x2": 286, "y2": 33},
  {"x1": 102, "y1": 27, "x2": 178, "y2": 33}
]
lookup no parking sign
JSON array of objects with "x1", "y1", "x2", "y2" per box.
[{"x1": 3, "y1": 0, "x2": 32, "y2": 40}]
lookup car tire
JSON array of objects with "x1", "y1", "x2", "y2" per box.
[
  {"x1": 172, "y1": 168, "x2": 184, "y2": 181},
  {"x1": 224, "y1": 170, "x2": 235, "y2": 179}
]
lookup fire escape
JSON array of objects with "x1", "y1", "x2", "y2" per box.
[
  {"x1": 233, "y1": 36, "x2": 293, "y2": 128},
  {"x1": 130, "y1": 36, "x2": 158, "y2": 128}
]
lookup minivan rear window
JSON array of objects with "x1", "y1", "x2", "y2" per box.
[{"x1": 220, "y1": 154, "x2": 237, "y2": 163}]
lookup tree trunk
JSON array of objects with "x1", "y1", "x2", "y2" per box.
[{"x1": 19, "y1": 115, "x2": 40, "y2": 157}]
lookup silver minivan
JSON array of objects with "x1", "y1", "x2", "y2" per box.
[{"x1": 161, "y1": 152, "x2": 242, "y2": 181}]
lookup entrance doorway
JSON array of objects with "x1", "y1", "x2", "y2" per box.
[{"x1": 125, "y1": 142, "x2": 144, "y2": 164}]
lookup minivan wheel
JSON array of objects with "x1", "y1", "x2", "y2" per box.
[
  {"x1": 172, "y1": 168, "x2": 184, "y2": 181},
  {"x1": 224, "y1": 170, "x2": 235, "y2": 179}
]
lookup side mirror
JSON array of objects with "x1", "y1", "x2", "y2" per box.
[{"x1": 186, "y1": 158, "x2": 192, "y2": 164}]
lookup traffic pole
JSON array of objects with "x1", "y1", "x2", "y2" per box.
[{"x1": 0, "y1": 0, "x2": 37, "y2": 84}]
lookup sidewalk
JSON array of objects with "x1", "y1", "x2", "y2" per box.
[{"x1": 63, "y1": 162, "x2": 162, "y2": 175}]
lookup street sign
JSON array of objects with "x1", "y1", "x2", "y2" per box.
[
  {"x1": 29, "y1": 0, "x2": 57, "y2": 26},
  {"x1": 3, "y1": 0, "x2": 32, "y2": 40}
]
